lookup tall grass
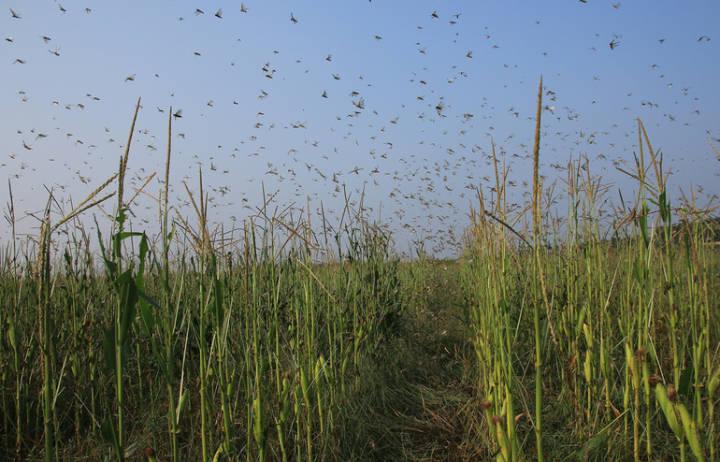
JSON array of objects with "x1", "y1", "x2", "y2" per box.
[
  {"x1": 463, "y1": 81, "x2": 719, "y2": 460},
  {"x1": 0, "y1": 103, "x2": 406, "y2": 461}
]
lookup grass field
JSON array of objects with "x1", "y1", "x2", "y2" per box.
[{"x1": 1, "y1": 99, "x2": 719, "y2": 461}]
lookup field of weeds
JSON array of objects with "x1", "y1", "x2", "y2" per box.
[{"x1": 1, "y1": 93, "x2": 718, "y2": 462}]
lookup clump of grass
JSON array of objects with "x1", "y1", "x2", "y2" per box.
[
  {"x1": 462, "y1": 82, "x2": 720, "y2": 460},
  {"x1": 0, "y1": 101, "x2": 408, "y2": 461}
]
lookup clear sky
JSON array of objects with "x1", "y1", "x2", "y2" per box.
[{"x1": 2, "y1": 1, "x2": 719, "y2": 255}]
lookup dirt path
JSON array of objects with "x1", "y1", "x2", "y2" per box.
[
  {"x1": 350, "y1": 263, "x2": 484, "y2": 461},
  {"x1": 392, "y1": 293, "x2": 478, "y2": 460}
]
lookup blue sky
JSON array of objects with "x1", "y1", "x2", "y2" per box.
[{"x1": 2, "y1": 1, "x2": 719, "y2": 255}]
